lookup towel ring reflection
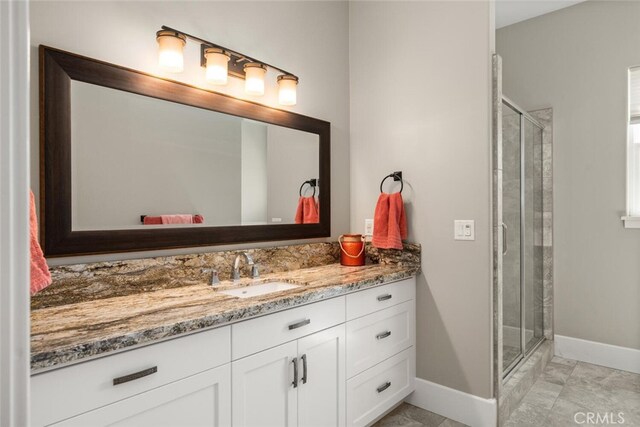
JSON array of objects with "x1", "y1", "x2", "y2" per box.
[
  {"x1": 299, "y1": 179, "x2": 318, "y2": 197},
  {"x1": 380, "y1": 171, "x2": 403, "y2": 194}
]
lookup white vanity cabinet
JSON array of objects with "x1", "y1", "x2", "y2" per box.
[
  {"x1": 231, "y1": 296, "x2": 346, "y2": 427},
  {"x1": 345, "y1": 278, "x2": 417, "y2": 427},
  {"x1": 231, "y1": 325, "x2": 345, "y2": 427},
  {"x1": 49, "y1": 364, "x2": 231, "y2": 427},
  {"x1": 31, "y1": 326, "x2": 232, "y2": 427},
  {"x1": 31, "y1": 276, "x2": 416, "y2": 427}
]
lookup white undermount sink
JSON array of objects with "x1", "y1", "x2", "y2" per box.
[{"x1": 217, "y1": 281, "x2": 300, "y2": 299}]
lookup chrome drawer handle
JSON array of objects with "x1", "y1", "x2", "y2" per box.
[
  {"x1": 377, "y1": 294, "x2": 392, "y2": 302},
  {"x1": 301, "y1": 354, "x2": 308, "y2": 384},
  {"x1": 288, "y1": 319, "x2": 311, "y2": 330},
  {"x1": 113, "y1": 366, "x2": 157, "y2": 386},
  {"x1": 292, "y1": 357, "x2": 298, "y2": 388},
  {"x1": 376, "y1": 331, "x2": 392, "y2": 340},
  {"x1": 377, "y1": 381, "x2": 391, "y2": 393}
]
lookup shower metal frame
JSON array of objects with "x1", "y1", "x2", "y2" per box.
[{"x1": 501, "y1": 96, "x2": 545, "y2": 380}]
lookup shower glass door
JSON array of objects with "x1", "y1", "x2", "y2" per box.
[{"x1": 501, "y1": 98, "x2": 544, "y2": 377}]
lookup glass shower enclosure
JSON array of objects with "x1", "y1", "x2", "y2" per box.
[{"x1": 501, "y1": 97, "x2": 545, "y2": 377}]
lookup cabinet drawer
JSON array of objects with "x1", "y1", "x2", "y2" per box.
[
  {"x1": 346, "y1": 347, "x2": 415, "y2": 427},
  {"x1": 232, "y1": 296, "x2": 345, "y2": 360},
  {"x1": 346, "y1": 277, "x2": 415, "y2": 320},
  {"x1": 50, "y1": 364, "x2": 231, "y2": 427},
  {"x1": 32, "y1": 326, "x2": 230, "y2": 427},
  {"x1": 346, "y1": 300, "x2": 415, "y2": 378}
]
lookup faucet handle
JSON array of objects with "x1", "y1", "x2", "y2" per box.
[
  {"x1": 251, "y1": 264, "x2": 260, "y2": 279},
  {"x1": 202, "y1": 268, "x2": 220, "y2": 286}
]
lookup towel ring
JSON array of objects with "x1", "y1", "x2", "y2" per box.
[
  {"x1": 299, "y1": 179, "x2": 317, "y2": 197},
  {"x1": 380, "y1": 172, "x2": 403, "y2": 194}
]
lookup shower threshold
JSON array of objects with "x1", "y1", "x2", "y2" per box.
[{"x1": 503, "y1": 337, "x2": 545, "y2": 382}]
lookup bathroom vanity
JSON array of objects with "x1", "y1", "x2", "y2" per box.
[
  {"x1": 33, "y1": 46, "x2": 419, "y2": 427},
  {"x1": 31, "y1": 269, "x2": 416, "y2": 427}
]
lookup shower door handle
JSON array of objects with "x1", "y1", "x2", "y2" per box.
[{"x1": 502, "y1": 223, "x2": 508, "y2": 256}]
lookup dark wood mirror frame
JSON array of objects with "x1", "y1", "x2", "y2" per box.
[{"x1": 40, "y1": 46, "x2": 330, "y2": 257}]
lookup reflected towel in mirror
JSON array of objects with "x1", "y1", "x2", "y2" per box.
[
  {"x1": 295, "y1": 196, "x2": 319, "y2": 224},
  {"x1": 142, "y1": 215, "x2": 204, "y2": 225}
]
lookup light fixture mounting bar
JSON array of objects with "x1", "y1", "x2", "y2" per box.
[{"x1": 161, "y1": 25, "x2": 297, "y2": 79}]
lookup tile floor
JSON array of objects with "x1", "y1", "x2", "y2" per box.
[
  {"x1": 374, "y1": 403, "x2": 468, "y2": 427},
  {"x1": 375, "y1": 357, "x2": 640, "y2": 427},
  {"x1": 505, "y1": 356, "x2": 640, "y2": 426}
]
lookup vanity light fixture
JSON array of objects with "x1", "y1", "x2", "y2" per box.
[
  {"x1": 156, "y1": 25, "x2": 299, "y2": 105},
  {"x1": 277, "y1": 74, "x2": 298, "y2": 106},
  {"x1": 156, "y1": 30, "x2": 187, "y2": 73},
  {"x1": 204, "y1": 48, "x2": 231, "y2": 85},
  {"x1": 244, "y1": 62, "x2": 267, "y2": 96}
]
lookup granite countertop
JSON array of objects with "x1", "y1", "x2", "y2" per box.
[{"x1": 31, "y1": 262, "x2": 419, "y2": 372}]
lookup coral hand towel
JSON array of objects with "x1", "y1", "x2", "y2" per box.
[
  {"x1": 295, "y1": 197, "x2": 319, "y2": 224},
  {"x1": 144, "y1": 215, "x2": 203, "y2": 225},
  {"x1": 160, "y1": 214, "x2": 194, "y2": 224},
  {"x1": 30, "y1": 190, "x2": 52, "y2": 295},
  {"x1": 372, "y1": 192, "x2": 407, "y2": 250}
]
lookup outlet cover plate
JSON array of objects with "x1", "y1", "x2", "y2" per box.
[{"x1": 454, "y1": 220, "x2": 475, "y2": 241}]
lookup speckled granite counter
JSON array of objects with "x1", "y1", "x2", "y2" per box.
[{"x1": 31, "y1": 243, "x2": 420, "y2": 372}]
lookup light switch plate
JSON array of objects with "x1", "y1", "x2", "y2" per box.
[{"x1": 454, "y1": 220, "x2": 475, "y2": 241}]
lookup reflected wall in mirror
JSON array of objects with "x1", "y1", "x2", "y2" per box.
[
  {"x1": 70, "y1": 81, "x2": 319, "y2": 230},
  {"x1": 41, "y1": 46, "x2": 330, "y2": 256}
]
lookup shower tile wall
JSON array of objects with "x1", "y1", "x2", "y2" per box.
[
  {"x1": 530, "y1": 108, "x2": 553, "y2": 341},
  {"x1": 524, "y1": 118, "x2": 544, "y2": 354}
]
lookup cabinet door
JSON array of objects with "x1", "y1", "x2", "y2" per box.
[
  {"x1": 232, "y1": 341, "x2": 298, "y2": 427},
  {"x1": 297, "y1": 325, "x2": 346, "y2": 427},
  {"x1": 52, "y1": 364, "x2": 231, "y2": 427}
]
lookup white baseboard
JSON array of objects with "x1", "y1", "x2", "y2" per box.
[
  {"x1": 555, "y1": 335, "x2": 640, "y2": 375},
  {"x1": 406, "y1": 378, "x2": 497, "y2": 427}
]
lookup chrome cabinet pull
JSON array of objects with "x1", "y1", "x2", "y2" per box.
[
  {"x1": 376, "y1": 331, "x2": 392, "y2": 340},
  {"x1": 113, "y1": 366, "x2": 157, "y2": 386},
  {"x1": 288, "y1": 319, "x2": 311, "y2": 330},
  {"x1": 301, "y1": 354, "x2": 308, "y2": 384},
  {"x1": 502, "y1": 223, "x2": 508, "y2": 256},
  {"x1": 377, "y1": 381, "x2": 391, "y2": 393},
  {"x1": 291, "y1": 357, "x2": 298, "y2": 388},
  {"x1": 377, "y1": 294, "x2": 392, "y2": 302}
]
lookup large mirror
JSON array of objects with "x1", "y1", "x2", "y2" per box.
[{"x1": 40, "y1": 46, "x2": 330, "y2": 256}]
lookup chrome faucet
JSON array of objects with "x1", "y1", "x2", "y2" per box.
[
  {"x1": 202, "y1": 268, "x2": 220, "y2": 286},
  {"x1": 232, "y1": 252, "x2": 259, "y2": 281}
]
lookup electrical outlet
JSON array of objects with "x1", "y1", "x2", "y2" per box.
[{"x1": 364, "y1": 219, "x2": 374, "y2": 236}]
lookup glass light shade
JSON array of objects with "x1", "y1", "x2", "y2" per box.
[
  {"x1": 244, "y1": 63, "x2": 267, "y2": 96},
  {"x1": 277, "y1": 75, "x2": 298, "y2": 106},
  {"x1": 205, "y1": 48, "x2": 230, "y2": 85},
  {"x1": 156, "y1": 31, "x2": 186, "y2": 73}
]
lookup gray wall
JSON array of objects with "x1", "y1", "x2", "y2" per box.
[
  {"x1": 497, "y1": 0, "x2": 640, "y2": 350},
  {"x1": 350, "y1": 1, "x2": 494, "y2": 398},
  {"x1": 30, "y1": 0, "x2": 350, "y2": 265}
]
